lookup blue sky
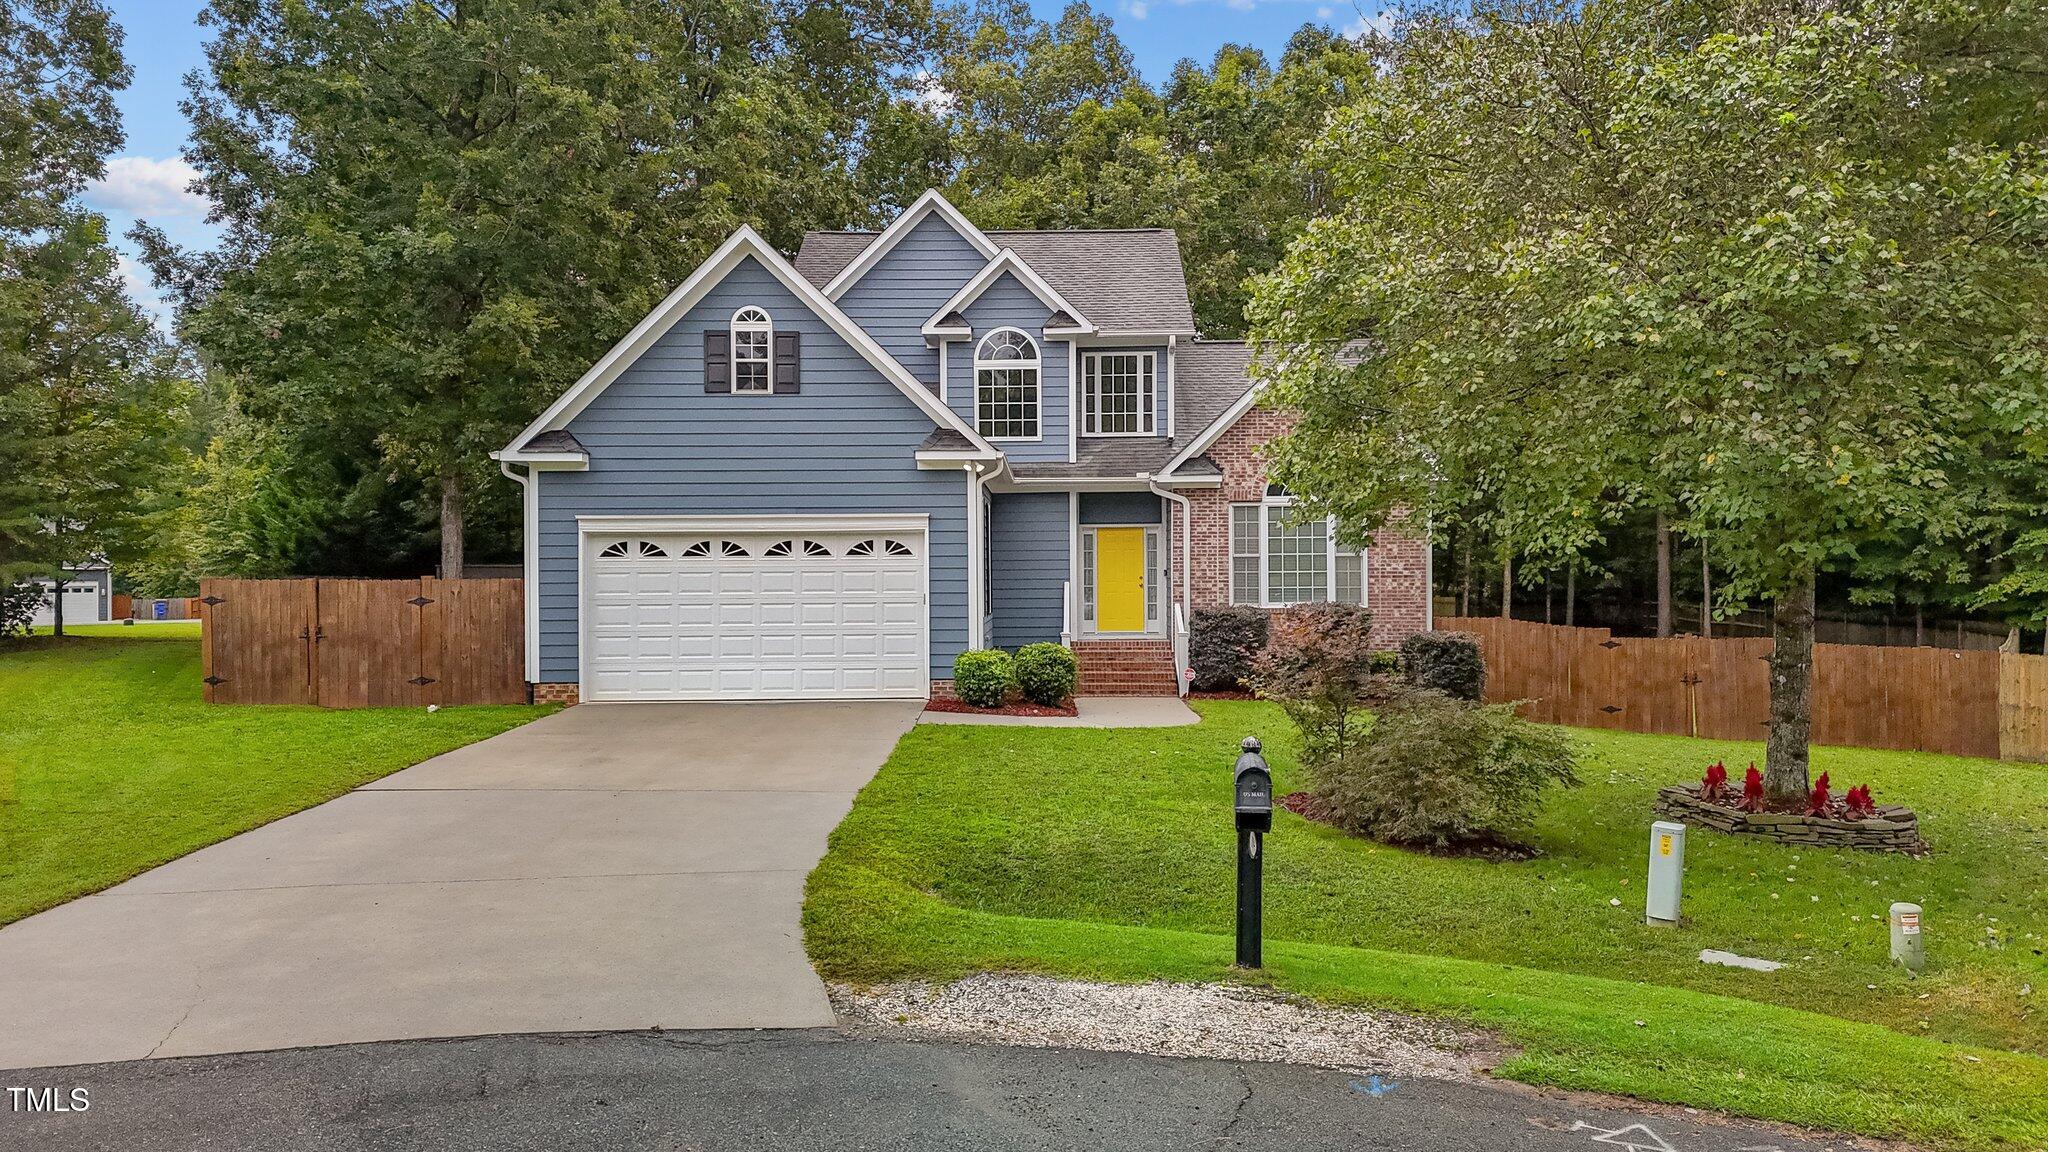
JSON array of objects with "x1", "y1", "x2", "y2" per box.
[{"x1": 84, "y1": 0, "x2": 1380, "y2": 321}]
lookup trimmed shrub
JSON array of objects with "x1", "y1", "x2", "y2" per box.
[
  {"x1": 1014, "y1": 642, "x2": 1078, "y2": 706},
  {"x1": 1189, "y1": 605, "x2": 1270, "y2": 691},
  {"x1": 1251, "y1": 603, "x2": 1389, "y2": 771},
  {"x1": 951, "y1": 648, "x2": 1015, "y2": 708},
  {"x1": 1309, "y1": 689, "x2": 1579, "y2": 849},
  {"x1": 1400, "y1": 630, "x2": 1485, "y2": 702}
]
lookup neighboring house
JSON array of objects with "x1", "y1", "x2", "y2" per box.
[
  {"x1": 27, "y1": 565, "x2": 111, "y2": 627},
  {"x1": 494, "y1": 191, "x2": 1431, "y2": 704}
]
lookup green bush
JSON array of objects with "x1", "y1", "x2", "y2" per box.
[
  {"x1": 1310, "y1": 689, "x2": 1579, "y2": 849},
  {"x1": 951, "y1": 648, "x2": 1014, "y2": 708},
  {"x1": 1014, "y1": 642, "x2": 1078, "y2": 706},
  {"x1": 1189, "y1": 605, "x2": 1270, "y2": 691},
  {"x1": 1251, "y1": 602, "x2": 1390, "y2": 771},
  {"x1": 1400, "y1": 630, "x2": 1485, "y2": 701}
]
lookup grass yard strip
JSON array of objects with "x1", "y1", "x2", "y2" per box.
[
  {"x1": 0, "y1": 633, "x2": 551, "y2": 925},
  {"x1": 804, "y1": 699, "x2": 2048, "y2": 1149}
]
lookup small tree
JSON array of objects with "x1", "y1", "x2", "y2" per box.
[
  {"x1": 1251, "y1": 0, "x2": 2048, "y2": 799},
  {"x1": 1251, "y1": 603, "x2": 1386, "y2": 771}
]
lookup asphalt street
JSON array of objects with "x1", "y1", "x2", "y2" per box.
[{"x1": 0, "y1": 1028, "x2": 1858, "y2": 1152}]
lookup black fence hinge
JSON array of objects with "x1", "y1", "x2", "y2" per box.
[
  {"x1": 200, "y1": 595, "x2": 226, "y2": 606},
  {"x1": 1598, "y1": 639, "x2": 1622, "y2": 650},
  {"x1": 408, "y1": 676, "x2": 438, "y2": 686},
  {"x1": 408, "y1": 596, "x2": 435, "y2": 607},
  {"x1": 203, "y1": 675, "x2": 226, "y2": 686},
  {"x1": 1599, "y1": 704, "x2": 1624, "y2": 714}
]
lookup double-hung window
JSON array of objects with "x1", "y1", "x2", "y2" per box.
[
  {"x1": 731, "y1": 307, "x2": 771, "y2": 393},
  {"x1": 1082, "y1": 351, "x2": 1155, "y2": 435},
  {"x1": 1229, "y1": 492, "x2": 1368, "y2": 607},
  {"x1": 975, "y1": 328, "x2": 1040, "y2": 439}
]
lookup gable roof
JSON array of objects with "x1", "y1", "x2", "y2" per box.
[
  {"x1": 922, "y1": 249, "x2": 1096, "y2": 337},
  {"x1": 500, "y1": 226, "x2": 995, "y2": 459},
  {"x1": 797, "y1": 226, "x2": 1196, "y2": 335},
  {"x1": 821, "y1": 190, "x2": 999, "y2": 301}
]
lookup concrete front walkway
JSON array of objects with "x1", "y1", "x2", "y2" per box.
[
  {"x1": 0, "y1": 701, "x2": 920, "y2": 1070},
  {"x1": 918, "y1": 695, "x2": 1200, "y2": 727}
]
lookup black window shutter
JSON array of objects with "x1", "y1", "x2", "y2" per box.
[
  {"x1": 772, "y1": 331, "x2": 801, "y2": 394},
  {"x1": 704, "y1": 331, "x2": 731, "y2": 393}
]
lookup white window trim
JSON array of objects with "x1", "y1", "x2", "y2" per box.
[
  {"x1": 1228, "y1": 497, "x2": 1369, "y2": 608},
  {"x1": 974, "y1": 326, "x2": 1043, "y2": 442},
  {"x1": 730, "y1": 306, "x2": 772, "y2": 394},
  {"x1": 1081, "y1": 351, "x2": 1157, "y2": 437}
]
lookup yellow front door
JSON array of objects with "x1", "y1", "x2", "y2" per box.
[{"x1": 1095, "y1": 528, "x2": 1147, "y2": 632}]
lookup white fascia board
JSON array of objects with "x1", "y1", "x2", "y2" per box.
[
  {"x1": 576, "y1": 512, "x2": 929, "y2": 535},
  {"x1": 824, "y1": 189, "x2": 999, "y2": 301},
  {"x1": 915, "y1": 450, "x2": 1003, "y2": 469},
  {"x1": 502, "y1": 225, "x2": 994, "y2": 457},
  {"x1": 920, "y1": 249, "x2": 1098, "y2": 338},
  {"x1": 1159, "y1": 380, "x2": 1268, "y2": 478},
  {"x1": 492, "y1": 450, "x2": 589, "y2": 469},
  {"x1": 994, "y1": 474, "x2": 1164, "y2": 493}
]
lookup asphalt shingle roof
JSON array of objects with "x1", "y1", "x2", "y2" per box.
[{"x1": 794, "y1": 228, "x2": 1196, "y2": 335}]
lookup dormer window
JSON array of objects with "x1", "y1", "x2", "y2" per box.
[
  {"x1": 1083, "y1": 351, "x2": 1155, "y2": 436},
  {"x1": 975, "y1": 327, "x2": 1040, "y2": 440},
  {"x1": 731, "y1": 307, "x2": 771, "y2": 393}
]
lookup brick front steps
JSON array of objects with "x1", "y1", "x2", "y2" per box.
[{"x1": 1072, "y1": 639, "x2": 1180, "y2": 697}]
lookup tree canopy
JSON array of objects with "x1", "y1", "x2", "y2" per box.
[{"x1": 1249, "y1": 0, "x2": 2048, "y2": 794}]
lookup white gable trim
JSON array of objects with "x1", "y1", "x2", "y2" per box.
[
  {"x1": 502, "y1": 226, "x2": 993, "y2": 456},
  {"x1": 1158, "y1": 380, "x2": 1268, "y2": 479},
  {"x1": 823, "y1": 190, "x2": 1000, "y2": 301},
  {"x1": 921, "y1": 249, "x2": 1098, "y2": 338}
]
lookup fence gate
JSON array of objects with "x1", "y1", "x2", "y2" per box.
[{"x1": 200, "y1": 578, "x2": 524, "y2": 707}]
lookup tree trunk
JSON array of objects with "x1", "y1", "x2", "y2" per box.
[
  {"x1": 1914, "y1": 604, "x2": 1925, "y2": 647},
  {"x1": 1654, "y1": 513, "x2": 1672, "y2": 638},
  {"x1": 51, "y1": 571, "x2": 64, "y2": 638},
  {"x1": 1764, "y1": 570, "x2": 1816, "y2": 800},
  {"x1": 440, "y1": 469, "x2": 466, "y2": 580},
  {"x1": 1500, "y1": 553, "x2": 1512, "y2": 621},
  {"x1": 1564, "y1": 567, "x2": 1576, "y2": 626},
  {"x1": 1699, "y1": 541, "x2": 1712, "y2": 639},
  {"x1": 1544, "y1": 579, "x2": 1553, "y2": 624},
  {"x1": 1459, "y1": 539, "x2": 1471, "y2": 616}
]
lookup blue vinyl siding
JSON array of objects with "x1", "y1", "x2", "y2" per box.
[
  {"x1": 1076, "y1": 345, "x2": 1169, "y2": 438},
  {"x1": 834, "y1": 214, "x2": 987, "y2": 389},
  {"x1": 944, "y1": 273, "x2": 1070, "y2": 462},
  {"x1": 1079, "y1": 491, "x2": 1163, "y2": 525},
  {"x1": 533, "y1": 255, "x2": 968, "y2": 683},
  {"x1": 989, "y1": 492, "x2": 1070, "y2": 649}
]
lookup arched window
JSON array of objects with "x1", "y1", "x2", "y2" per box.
[
  {"x1": 731, "y1": 307, "x2": 771, "y2": 393},
  {"x1": 974, "y1": 327, "x2": 1039, "y2": 440}
]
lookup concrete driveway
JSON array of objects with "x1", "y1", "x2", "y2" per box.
[{"x1": 0, "y1": 701, "x2": 920, "y2": 1070}]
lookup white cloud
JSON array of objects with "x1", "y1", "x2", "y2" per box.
[
  {"x1": 115, "y1": 252, "x2": 174, "y2": 331},
  {"x1": 1126, "y1": 0, "x2": 1150, "y2": 17},
  {"x1": 1317, "y1": 5, "x2": 1335, "y2": 17},
  {"x1": 910, "y1": 69, "x2": 956, "y2": 116},
  {"x1": 86, "y1": 156, "x2": 209, "y2": 220}
]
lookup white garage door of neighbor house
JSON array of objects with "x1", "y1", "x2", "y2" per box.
[
  {"x1": 30, "y1": 584, "x2": 102, "y2": 627},
  {"x1": 584, "y1": 529, "x2": 927, "y2": 702}
]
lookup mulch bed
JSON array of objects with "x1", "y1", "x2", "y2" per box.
[
  {"x1": 923, "y1": 696, "x2": 1079, "y2": 718},
  {"x1": 1278, "y1": 791, "x2": 1542, "y2": 862}
]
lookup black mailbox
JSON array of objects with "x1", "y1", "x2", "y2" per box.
[{"x1": 1234, "y1": 737, "x2": 1272, "y2": 831}]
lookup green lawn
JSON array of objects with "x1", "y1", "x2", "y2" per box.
[
  {"x1": 805, "y1": 699, "x2": 2048, "y2": 1150},
  {"x1": 0, "y1": 628, "x2": 551, "y2": 925}
]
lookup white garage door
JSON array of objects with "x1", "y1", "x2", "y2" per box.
[
  {"x1": 584, "y1": 527, "x2": 927, "y2": 702},
  {"x1": 30, "y1": 584, "x2": 102, "y2": 627}
]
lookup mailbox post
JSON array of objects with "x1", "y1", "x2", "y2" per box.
[{"x1": 1234, "y1": 737, "x2": 1274, "y2": 968}]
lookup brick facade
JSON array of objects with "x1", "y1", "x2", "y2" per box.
[
  {"x1": 532, "y1": 682, "x2": 580, "y2": 706},
  {"x1": 1169, "y1": 406, "x2": 1432, "y2": 652}
]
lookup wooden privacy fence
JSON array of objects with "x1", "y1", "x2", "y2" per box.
[
  {"x1": 199, "y1": 578, "x2": 525, "y2": 707},
  {"x1": 1438, "y1": 616, "x2": 2048, "y2": 761}
]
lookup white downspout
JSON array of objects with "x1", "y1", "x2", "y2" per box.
[
  {"x1": 1148, "y1": 478, "x2": 1193, "y2": 618},
  {"x1": 498, "y1": 460, "x2": 538, "y2": 685},
  {"x1": 964, "y1": 462, "x2": 984, "y2": 650}
]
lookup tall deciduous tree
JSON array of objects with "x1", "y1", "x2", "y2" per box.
[
  {"x1": 1250, "y1": 0, "x2": 2048, "y2": 797},
  {"x1": 150, "y1": 0, "x2": 929, "y2": 577}
]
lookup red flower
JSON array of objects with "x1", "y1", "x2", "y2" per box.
[
  {"x1": 1702, "y1": 760, "x2": 1729, "y2": 801},
  {"x1": 1806, "y1": 772, "x2": 1833, "y2": 816},
  {"x1": 1739, "y1": 763, "x2": 1764, "y2": 812},
  {"x1": 1844, "y1": 784, "x2": 1875, "y2": 818}
]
